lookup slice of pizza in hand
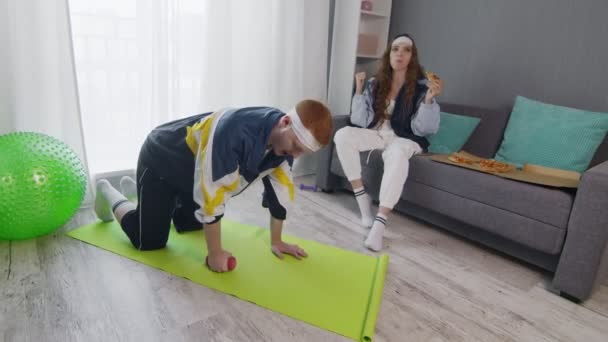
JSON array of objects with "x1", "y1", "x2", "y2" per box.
[{"x1": 425, "y1": 71, "x2": 440, "y2": 82}]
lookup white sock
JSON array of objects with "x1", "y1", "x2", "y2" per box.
[
  {"x1": 365, "y1": 213, "x2": 387, "y2": 252},
  {"x1": 95, "y1": 179, "x2": 136, "y2": 222},
  {"x1": 95, "y1": 180, "x2": 114, "y2": 222},
  {"x1": 119, "y1": 176, "x2": 138, "y2": 203},
  {"x1": 354, "y1": 187, "x2": 373, "y2": 227}
]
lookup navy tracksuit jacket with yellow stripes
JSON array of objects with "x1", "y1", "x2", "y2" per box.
[{"x1": 139, "y1": 107, "x2": 294, "y2": 224}]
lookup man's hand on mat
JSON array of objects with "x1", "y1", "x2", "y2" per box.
[
  {"x1": 271, "y1": 241, "x2": 308, "y2": 260},
  {"x1": 207, "y1": 249, "x2": 233, "y2": 272}
]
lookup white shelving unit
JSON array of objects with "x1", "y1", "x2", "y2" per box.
[
  {"x1": 360, "y1": 10, "x2": 388, "y2": 18},
  {"x1": 328, "y1": 0, "x2": 392, "y2": 115}
]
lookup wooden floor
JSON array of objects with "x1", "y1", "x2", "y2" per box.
[{"x1": 2, "y1": 176, "x2": 608, "y2": 342}]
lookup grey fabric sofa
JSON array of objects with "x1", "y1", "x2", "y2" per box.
[{"x1": 315, "y1": 103, "x2": 608, "y2": 301}]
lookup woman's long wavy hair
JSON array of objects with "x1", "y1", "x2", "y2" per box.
[{"x1": 372, "y1": 33, "x2": 424, "y2": 125}]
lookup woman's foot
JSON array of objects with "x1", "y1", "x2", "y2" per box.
[{"x1": 364, "y1": 214, "x2": 387, "y2": 251}]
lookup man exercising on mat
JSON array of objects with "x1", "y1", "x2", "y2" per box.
[{"x1": 94, "y1": 100, "x2": 333, "y2": 272}]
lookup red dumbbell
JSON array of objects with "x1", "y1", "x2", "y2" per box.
[{"x1": 206, "y1": 255, "x2": 237, "y2": 271}]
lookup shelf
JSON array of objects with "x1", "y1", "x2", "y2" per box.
[
  {"x1": 328, "y1": 0, "x2": 392, "y2": 115},
  {"x1": 360, "y1": 10, "x2": 389, "y2": 18},
  {"x1": 356, "y1": 53, "x2": 382, "y2": 59}
]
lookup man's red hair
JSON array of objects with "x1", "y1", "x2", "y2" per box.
[{"x1": 295, "y1": 100, "x2": 333, "y2": 146}]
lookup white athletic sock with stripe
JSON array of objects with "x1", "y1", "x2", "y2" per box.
[
  {"x1": 95, "y1": 179, "x2": 136, "y2": 223},
  {"x1": 365, "y1": 213, "x2": 387, "y2": 251},
  {"x1": 354, "y1": 187, "x2": 373, "y2": 227}
]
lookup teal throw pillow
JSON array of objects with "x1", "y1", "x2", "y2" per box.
[
  {"x1": 495, "y1": 96, "x2": 608, "y2": 173},
  {"x1": 427, "y1": 112, "x2": 481, "y2": 154}
]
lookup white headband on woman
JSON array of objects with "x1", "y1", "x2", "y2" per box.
[
  {"x1": 392, "y1": 36, "x2": 413, "y2": 46},
  {"x1": 286, "y1": 107, "x2": 322, "y2": 152}
]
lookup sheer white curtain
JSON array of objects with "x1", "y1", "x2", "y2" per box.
[
  {"x1": 69, "y1": 0, "x2": 329, "y2": 175},
  {"x1": 1, "y1": 0, "x2": 93, "y2": 204}
]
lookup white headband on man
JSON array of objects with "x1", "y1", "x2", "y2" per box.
[
  {"x1": 392, "y1": 36, "x2": 413, "y2": 47},
  {"x1": 286, "y1": 108, "x2": 322, "y2": 152}
]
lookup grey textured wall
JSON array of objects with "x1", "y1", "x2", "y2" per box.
[{"x1": 390, "y1": 0, "x2": 608, "y2": 112}]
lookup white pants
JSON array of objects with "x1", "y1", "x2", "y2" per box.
[{"x1": 334, "y1": 126, "x2": 422, "y2": 209}]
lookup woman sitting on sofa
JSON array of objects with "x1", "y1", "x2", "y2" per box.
[{"x1": 334, "y1": 33, "x2": 444, "y2": 251}]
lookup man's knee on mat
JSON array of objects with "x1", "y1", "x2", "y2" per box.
[
  {"x1": 174, "y1": 224, "x2": 203, "y2": 233},
  {"x1": 136, "y1": 239, "x2": 168, "y2": 251},
  {"x1": 173, "y1": 212, "x2": 204, "y2": 233}
]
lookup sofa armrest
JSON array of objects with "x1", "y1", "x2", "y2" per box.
[
  {"x1": 553, "y1": 160, "x2": 608, "y2": 300},
  {"x1": 315, "y1": 115, "x2": 350, "y2": 191}
]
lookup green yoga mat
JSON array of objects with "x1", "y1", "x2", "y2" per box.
[{"x1": 67, "y1": 220, "x2": 388, "y2": 341}]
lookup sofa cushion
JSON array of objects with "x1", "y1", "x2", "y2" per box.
[
  {"x1": 329, "y1": 149, "x2": 346, "y2": 178},
  {"x1": 439, "y1": 103, "x2": 511, "y2": 158},
  {"x1": 589, "y1": 135, "x2": 608, "y2": 168},
  {"x1": 407, "y1": 155, "x2": 574, "y2": 229},
  {"x1": 399, "y1": 180, "x2": 567, "y2": 254},
  {"x1": 330, "y1": 151, "x2": 574, "y2": 229},
  {"x1": 329, "y1": 150, "x2": 570, "y2": 254},
  {"x1": 427, "y1": 112, "x2": 480, "y2": 154},
  {"x1": 495, "y1": 96, "x2": 608, "y2": 173}
]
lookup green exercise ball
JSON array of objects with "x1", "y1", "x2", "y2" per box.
[{"x1": 0, "y1": 132, "x2": 87, "y2": 240}]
